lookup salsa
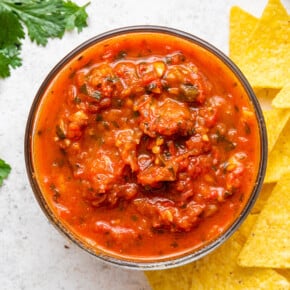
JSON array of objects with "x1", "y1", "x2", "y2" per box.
[{"x1": 32, "y1": 32, "x2": 261, "y2": 260}]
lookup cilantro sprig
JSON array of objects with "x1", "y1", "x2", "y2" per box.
[
  {"x1": 0, "y1": 0, "x2": 90, "y2": 78},
  {"x1": 0, "y1": 158, "x2": 11, "y2": 186}
]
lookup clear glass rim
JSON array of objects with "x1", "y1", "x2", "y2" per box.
[{"x1": 24, "y1": 25, "x2": 268, "y2": 270}]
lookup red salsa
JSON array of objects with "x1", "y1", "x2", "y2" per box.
[{"x1": 32, "y1": 32, "x2": 260, "y2": 260}]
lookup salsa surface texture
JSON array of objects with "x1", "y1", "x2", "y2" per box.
[{"x1": 32, "y1": 32, "x2": 261, "y2": 260}]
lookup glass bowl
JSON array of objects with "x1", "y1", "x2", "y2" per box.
[{"x1": 25, "y1": 26, "x2": 267, "y2": 270}]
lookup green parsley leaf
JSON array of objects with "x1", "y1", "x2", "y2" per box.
[
  {"x1": 0, "y1": 0, "x2": 89, "y2": 78},
  {"x1": 0, "y1": 158, "x2": 11, "y2": 186}
]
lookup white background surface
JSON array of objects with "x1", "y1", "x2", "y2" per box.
[{"x1": 0, "y1": 1, "x2": 289, "y2": 289}]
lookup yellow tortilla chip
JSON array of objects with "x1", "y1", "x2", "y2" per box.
[
  {"x1": 263, "y1": 108, "x2": 290, "y2": 152},
  {"x1": 238, "y1": 173, "x2": 290, "y2": 268},
  {"x1": 236, "y1": 214, "x2": 258, "y2": 242},
  {"x1": 145, "y1": 263, "x2": 193, "y2": 290},
  {"x1": 189, "y1": 215, "x2": 289, "y2": 289},
  {"x1": 272, "y1": 84, "x2": 290, "y2": 109},
  {"x1": 265, "y1": 118, "x2": 290, "y2": 183},
  {"x1": 251, "y1": 183, "x2": 275, "y2": 214},
  {"x1": 229, "y1": 6, "x2": 257, "y2": 63},
  {"x1": 277, "y1": 269, "x2": 290, "y2": 282},
  {"x1": 237, "y1": 0, "x2": 290, "y2": 88},
  {"x1": 254, "y1": 88, "x2": 280, "y2": 110}
]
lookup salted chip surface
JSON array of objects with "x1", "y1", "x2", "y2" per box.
[
  {"x1": 277, "y1": 269, "x2": 290, "y2": 282},
  {"x1": 272, "y1": 85, "x2": 290, "y2": 108},
  {"x1": 145, "y1": 263, "x2": 193, "y2": 290},
  {"x1": 237, "y1": 0, "x2": 290, "y2": 88},
  {"x1": 251, "y1": 183, "x2": 275, "y2": 214},
  {"x1": 254, "y1": 88, "x2": 280, "y2": 110},
  {"x1": 236, "y1": 214, "x2": 258, "y2": 242},
  {"x1": 229, "y1": 6, "x2": 257, "y2": 63},
  {"x1": 265, "y1": 119, "x2": 290, "y2": 183},
  {"x1": 263, "y1": 108, "x2": 290, "y2": 153},
  {"x1": 238, "y1": 173, "x2": 290, "y2": 268}
]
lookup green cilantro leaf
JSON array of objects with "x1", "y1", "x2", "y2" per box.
[
  {"x1": 62, "y1": 1, "x2": 90, "y2": 32},
  {"x1": 0, "y1": 9, "x2": 24, "y2": 77},
  {"x1": 0, "y1": 0, "x2": 89, "y2": 78},
  {"x1": 0, "y1": 9, "x2": 24, "y2": 47},
  {"x1": 0, "y1": 158, "x2": 11, "y2": 186},
  {"x1": 0, "y1": 45, "x2": 22, "y2": 77}
]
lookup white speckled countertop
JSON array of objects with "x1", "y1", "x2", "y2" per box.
[{"x1": 1, "y1": 1, "x2": 289, "y2": 289}]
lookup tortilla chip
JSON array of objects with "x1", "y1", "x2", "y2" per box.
[
  {"x1": 238, "y1": 173, "x2": 290, "y2": 268},
  {"x1": 145, "y1": 263, "x2": 193, "y2": 290},
  {"x1": 265, "y1": 119, "x2": 290, "y2": 183},
  {"x1": 254, "y1": 88, "x2": 280, "y2": 110},
  {"x1": 263, "y1": 108, "x2": 290, "y2": 152},
  {"x1": 237, "y1": 0, "x2": 290, "y2": 88},
  {"x1": 189, "y1": 215, "x2": 289, "y2": 289},
  {"x1": 276, "y1": 269, "x2": 290, "y2": 282},
  {"x1": 229, "y1": 6, "x2": 257, "y2": 63},
  {"x1": 272, "y1": 84, "x2": 290, "y2": 109},
  {"x1": 237, "y1": 214, "x2": 258, "y2": 242},
  {"x1": 251, "y1": 183, "x2": 275, "y2": 214}
]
